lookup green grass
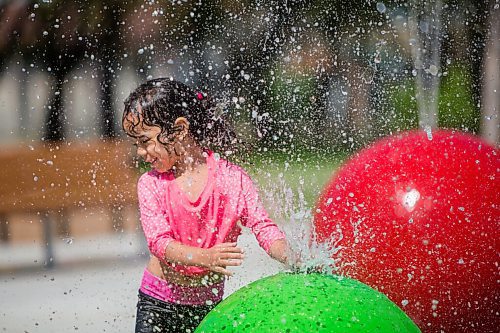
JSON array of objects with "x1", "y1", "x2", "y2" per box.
[{"x1": 241, "y1": 151, "x2": 347, "y2": 215}]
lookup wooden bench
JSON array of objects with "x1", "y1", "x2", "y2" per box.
[{"x1": 0, "y1": 139, "x2": 140, "y2": 267}]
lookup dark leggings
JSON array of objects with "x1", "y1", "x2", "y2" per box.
[{"x1": 135, "y1": 290, "x2": 218, "y2": 333}]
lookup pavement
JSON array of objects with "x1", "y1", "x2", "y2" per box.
[{"x1": 0, "y1": 229, "x2": 283, "y2": 333}]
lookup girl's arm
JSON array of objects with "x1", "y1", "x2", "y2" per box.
[
  {"x1": 164, "y1": 241, "x2": 244, "y2": 276},
  {"x1": 239, "y1": 172, "x2": 297, "y2": 266}
]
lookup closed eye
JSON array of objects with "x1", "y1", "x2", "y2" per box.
[
  {"x1": 133, "y1": 137, "x2": 151, "y2": 148},
  {"x1": 135, "y1": 136, "x2": 152, "y2": 144}
]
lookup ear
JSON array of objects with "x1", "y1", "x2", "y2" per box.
[{"x1": 173, "y1": 117, "x2": 190, "y2": 139}]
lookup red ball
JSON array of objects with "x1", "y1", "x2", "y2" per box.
[{"x1": 314, "y1": 130, "x2": 499, "y2": 332}]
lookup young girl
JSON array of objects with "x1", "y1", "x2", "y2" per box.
[{"x1": 122, "y1": 78, "x2": 291, "y2": 333}]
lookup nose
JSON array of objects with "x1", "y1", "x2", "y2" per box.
[{"x1": 136, "y1": 146, "x2": 147, "y2": 157}]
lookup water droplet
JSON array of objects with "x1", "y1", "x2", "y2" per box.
[
  {"x1": 428, "y1": 64, "x2": 439, "y2": 76},
  {"x1": 376, "y1": 2, "x2": 386, "y2": 13},
  {"x1": 424, "y1": 125, "x2": 433, "y2": 140}
]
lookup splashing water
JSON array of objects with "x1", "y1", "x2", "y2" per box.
[
  {"x1": 282, "y1": 217, "x2": 341, "y2": 275},
  {"x1": 376, "y1": 2, "x2": 387, "y2": 14},
  {"x1": 261, "y1": 174, "x2": 339, "y2": 274},
  {"x1": 424, "y1": 125, "x2": 433, "y2": 140},
  {"x1": 409, "y1": 0, "x2": 443, "y2": 130}
]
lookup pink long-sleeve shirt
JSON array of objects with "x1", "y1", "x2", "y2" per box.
[{"x1": 137, "y1": 151, "x2": 285, "y2": 276}]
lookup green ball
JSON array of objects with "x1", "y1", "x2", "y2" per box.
[{"x1": 196, "y1": 273, "x2": 420, "y2": 333}]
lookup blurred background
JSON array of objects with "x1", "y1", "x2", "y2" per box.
[{"x1": 0, "y1": 0, "x2": 498, "y2": 332}]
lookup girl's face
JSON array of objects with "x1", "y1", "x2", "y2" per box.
[{"x1": 125, "y1": 117, "x2": 179, "y2": 173}]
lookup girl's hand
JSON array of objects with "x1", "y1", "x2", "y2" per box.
[{"x1": 202, "y1": 242, "x2": 244, "y2": 276}]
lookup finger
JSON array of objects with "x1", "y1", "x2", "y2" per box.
[
  {"x1": 219, "y1": 252, "x2": 245, "y2": 260},
  {"x1": 214, "y1": 242, "x2": 238, "y2": 249},
  {"x1": 219, "y1": 259, "x2": 243, "y2": 267},
  {"x1": 211, "y1": 243, "x2": 244, "y2": 256},
  {"x1": 211, "y1": 266, "x2": 233, "y2": 277},
  {"x1": 220, "y1": 246, "x2": 244, "y2": 253},
  {"x1": 215, "y1": 242, "x2": 237, "y2": 246}
]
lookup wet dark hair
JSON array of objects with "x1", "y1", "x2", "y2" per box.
[{"x1": 122, "y1": 78, "x2": 237, "y2": 153}]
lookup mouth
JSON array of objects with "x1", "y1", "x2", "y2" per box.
[{"x1": 148, "y1": 157, "x2": 158, "y2": 166}]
